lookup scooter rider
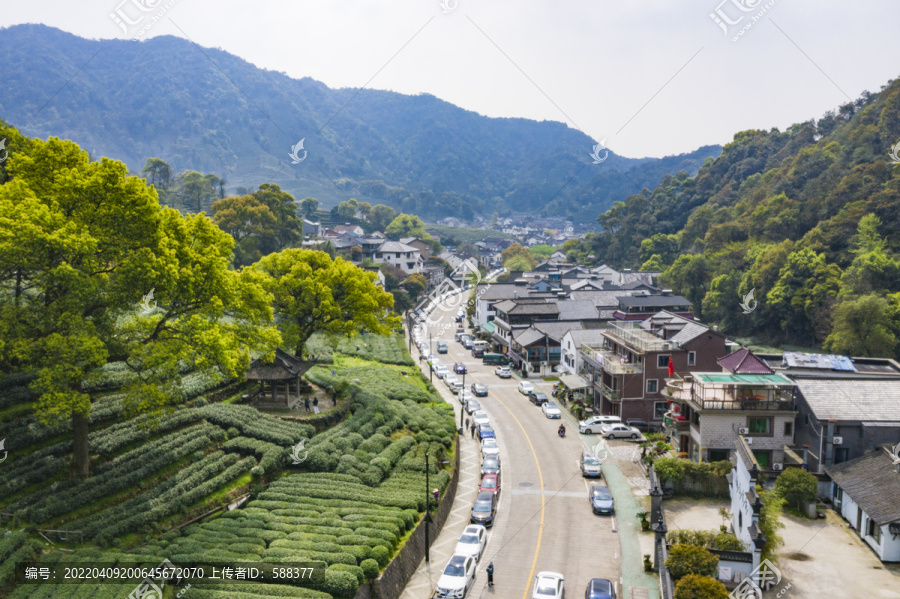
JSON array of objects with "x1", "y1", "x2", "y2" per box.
[{"x1": 558, "y1": 423, "x2": 566, "y2": 437}]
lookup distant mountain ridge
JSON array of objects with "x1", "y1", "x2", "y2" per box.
[{"x1": 0, "y1": 24, "x2": 720, "y2": 220}]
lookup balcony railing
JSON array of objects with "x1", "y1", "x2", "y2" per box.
[
  {"x1": 580, "y1": 345, "x2": 643, "y2": 375},
  {"x1": 691, "y1": 398, "x2": 794, "y2": 411},
  {"x1": 601, "y1": 382, "x2": 621, "y2": 401},
  {"x1": 606, "y1": 321, "x2": 683, "y2": 353}
]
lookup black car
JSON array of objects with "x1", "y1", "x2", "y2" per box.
[
  {"x1": 470, "y1": 490, "x2": 498, "y2": 527},
  {"x1": 471, "y1": 348, "x2": 484, "y2": 358},
  {"x1": 585, "y1": 577, "x2": 617, "y2": 599},
  {"x1": 529, "y1": 392, "x2": 549, "y2": 406},
  {"x1": 471, "y1": 383, "x2": 488, "y2": 397},
  {"x1": 625, "y1": 418, "x2": 660, "y2": 433},
  {"x1": 465, "y1": 400, "x2": 481, "y2": 414}
]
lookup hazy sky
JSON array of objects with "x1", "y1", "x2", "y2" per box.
[{"x1": 2, "y1": 0, "x2": 899, "y2": 157}]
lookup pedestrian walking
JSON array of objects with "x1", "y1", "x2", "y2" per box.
[
  {"x1": 304, "y1": 397, "x2": 310, "y2": 412},
  {"x1": 332, "y1": 389, "x2": 338, "y2": 407},
  {"x1": 313, "y1": 398, "x2": 320, "y2": 414},
  {"x1": 465, "y1": 417, "x2": 470, "y2": 431},
  {"x1": 486, "y1": 562, "x2": 494, "y2": 586},
  {"x1": 433, "y1": 488, "x2": 439, "y2": 503},
  {"x1": 470, "y1": 424, "x2": 475, "y2": 439}
]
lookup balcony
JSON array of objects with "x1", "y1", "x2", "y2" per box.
[
  {"x1": 580, "y1": 345, "x2": 643, "y2": 375},
  {"x1": 606, "y1": 321, "x2": 683, "y2": 353},
  {"x1": 691, "y1": 397, "x2": 794, "y2": 411},
  {"x1": 663, "y1": 375, "x2": 692, "y2": 402},
  {"x1": 601, "y1": 382, "x2": 621, "y2": 401}
]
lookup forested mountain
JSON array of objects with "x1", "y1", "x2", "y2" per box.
[
  {"x1": 568, "y1": 77, "x2": 900, "y2": 356},
  {"x1": 0, "y1": 24, "x2": 719, "y2": 221}
]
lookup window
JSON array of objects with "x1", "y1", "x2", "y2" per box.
[
  {"x1": 868, "y1": 518, "x2": 882, "y2": 544},
  {"x1": 688, "y1": 351, "x2": 696, "y2": 366},
  {"x1": 753, "y1": 450, "x2": 770, "y2": 469},
  {"x1": 654, "y1": 402, "x2": 668, "y2": 420},
  {"x1": 708, "y1": 449, "x2": 730, "y2": 462},
  {"x1": 738, "y1": 512, "x2": 743, "y2": 529},
  {"x1": 783, "y1": 421, "x2": 793, "y2": 436},
  {"x1": 748, "y1": 417, "x2": 770, "y2": 434},
  {"x1": 657, "y1": 355, "x2": 670, "y2": 369},
  {"x1": 834, "y1": 448, "x2": 850, "y2": 464},
  {"x1": 646, "y1": 379, "x2": 659, "y2": 393}
]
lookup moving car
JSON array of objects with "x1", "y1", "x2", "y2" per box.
[
  {"x1": 471, "y1": 347, "x2": 484, "y2": 358},
  {"x1": 531, "y1": 572, "x2": 565, "y2": 599},
  {"x1": 529, "y1": 392, "x2": 549, "y2": 406},
  {"x1": 494, "y1": 366, "x2": 511, "y2": 378},
  {"x1": 465, "y1": 400, "x2": 481, "y2": 415},
  {"x1": 477, "y1": 423, "x2": 495, "y2": 440},
  {"x1": 578, "y1": 415, "x2": 622, "y2": 435},
  {"x1": 459, "y1": 390, "x2": 474, "y2": 406},
  {"x1": 479, "y1": 471, "x2": 501, "y2": 494},
  {"x1": 585, "y1": 578, "x2": 616, "y2": 599},
  {"x1": 518, "y1": 381, "x2": 534, "y2": 395},
  {"x1": 580, "y1": 450, "x2": 602, "y2": 478},
  {"x1": 472, "y1": 410, "x2": 490, "y2": 427},
  {"x1": 589, "y1": 484, "x2": 615, "y2": 515},
  {"x1": 541, "y1": 402, "x2": 562, "y2": 419},
  {"x1": 453, "y1": 525, "x2": 487, "y2": 561},
  {"x1": 480, "y1": 438, "x2": 500, "y2": 458},
  {"x1": 470, "y1": 490, "x2": 497, "y2": 527},
  {"x1": 437, "y1": 341, "x2": 448, "y2": 354},
  {"x1": 600, "y1": 424, "x2": 641, "y2": 440},
  {"x1": 455, "y1": 362, "x2": 468, "y2": 375},
  {"x1": 481, "y1": 456, "x2": 500, "y2": 477},
  {"x1": 625, "y1": 418, "x2": 659, "y2": 433},
  {"x1": 471, "y1": 383, "x2": 488, "y2": 397},
  {"x1": 434, "y1": 554, "x2": 477, "y2": 598}
]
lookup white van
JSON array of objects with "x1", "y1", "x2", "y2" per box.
[
  {"x1": 578, "y1": 415, "x2": 622, "y2": 434},
  {"x1": 472, "y1": 340, "x2": 489, "y2": 352}
]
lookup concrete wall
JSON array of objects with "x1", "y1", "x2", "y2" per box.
[
  {"x1": 698, "y1": 412, "x2": 794, "y2": 464},
  {"x1": 835, "y1": 485, "x2": 900, "y2": 562},
  {"x1": 354, "y1": 444, "x2": 461, "y2": 599}
]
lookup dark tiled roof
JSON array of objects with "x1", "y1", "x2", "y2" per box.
[
  {"x1": 618, "y1": 295, "x2": 691, "y2": 308},
  {"x1": 556, "y1": 300, "x2": 599, "y2": 321},
  {"x1": 247, "y1": 348, "x2": 313, "y2": 381},
  {"x1": 534, "y1": 321, "x2": 584, "y2": 342},
  {"x1": 794, "y1": 378, "x2": 900, "y2": 421},
  {"x1": 827, "y1": 446, "x2": 900, "y2": 524},
  {"x1": 718, "y1": 348, "x2": 774, "y2": 374}
]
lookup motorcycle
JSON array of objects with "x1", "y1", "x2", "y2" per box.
[{"x1": 558, "y1": 427, "x2": 566, "y2": 438}]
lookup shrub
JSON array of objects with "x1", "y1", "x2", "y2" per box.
[
  {"x1": 665, "y1": 544, "x2": 719, "y2": 580},
  {"x1": 774, "y1": 467, "x2": 818, "y2": 513},
  {"x1": 323, "y1": 567, "x2": 360, "y2": 597},
  {"x1": 360, "y1": 558, "x2": 380, "y2": 580},
  {"x1": 370, "y1": 545, "x2": 390, "y2": 567},
  {"x1": 674, "y1": 574, "x2": 730, "y2": 599}
]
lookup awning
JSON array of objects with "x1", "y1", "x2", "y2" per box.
[
  {"x1": 481, "y1": 321, "x2": 496, "y2": 334},
  {"x1": 559, "y1": 374, "x2": 591, "y2": 390}
]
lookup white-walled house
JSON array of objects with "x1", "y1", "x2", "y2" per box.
[
  {"x1": 729, "y1": 437, "x2": 765, "y2": 574},
  {"x1": 372, "y1": 241, "x2": 423, "y2": 274},
  {"x1": 826, "y1": 445, "x2": 900, "y2": 562},
  {"x1": 560, "y1": 329, "x2": 608, "y2": 376}
]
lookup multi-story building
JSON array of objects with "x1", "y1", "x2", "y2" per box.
[
  {"x1": 578, "y1": 311, "x2": 727, "y2": 421},
  {"x1": 372, "y1": 241, "x2": 423, "y2": 274},
  {"x1": 612, "y1": 290, "x2": 692, "y2": 321},
  {"x1": 662, "y1": 348, "x2": 798, "y2": 467}
]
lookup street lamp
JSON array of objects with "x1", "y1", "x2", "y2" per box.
[
  {"x1": 424, "y1": 452, "x2": 450, "y2": 563},
  {"x1": 460, "y1": 370, "x2": 467, "y2": 430}
]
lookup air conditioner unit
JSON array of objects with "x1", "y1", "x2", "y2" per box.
[
  {"x1": 738, "y1": 427, "x2": 749, "y2": 435},
  {"x1": 832, "y1": 436, "x2": 843, "y2": 445},
  {"x1": 772, "y1": 463, "x2": 784, "y2": 471}
]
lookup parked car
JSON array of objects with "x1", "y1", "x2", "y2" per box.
[
  {"x1": 463, "y1": 338, "x2": 474, "y2": 349},
  {"x1": 418, "y1": 342, "x2": 429, "y2": 354},
  {"x1": 600, "y1": 424, "x2": 642, "y2": 440},
  {"x1": 481, "y1": 456, "x2": 500, "y2": 477},
  {"x1": 459, "y1": 390, "x2": 474, "y2": 405},
  {"x1": 471, "y1": 383, "x2": 488, "y2": 397},
  {"x1": 580, "y1": 450, "x2": 602, "y2": 478},
  {"x1": 470, "y1": 490, "x2": 498, "y2": 527},
  {"x1": 541, "y1": 402, "x2": 562, "y2": 419},
  {"x1": 435, "y1": 554, "x2": 477, "y2": 598},
  {"x1": 480, "y1": 438, "x2": 500, "y2": 459},
  {"x1": 428, "y1": 354, "x2": 440, "y2": 366},
  {"x1": 455, "y1": 362, "x2": 468, "y2": 375},
  {"x1": 448, "y1": 380, "x2": 464, "y2": 395},
  {"x1": 585, "y1": 578, "x2": 616, "y2": 599},
  {"x1": 625, "y1": 418, "x2": 659, "y2": 433},
  {"x1": 518, "y1": 381, "x2": 534, "y2": 395},
  {"x1": 477, "y1": 424, "x2": 495, "y2": 440},
  {"x1": 444, "y1": 373, "x2": 460, "y2": 388},
  {"x1": 494, "y1": 366, "x2": 512, "y2": 378},
  {"x1": 529, "y1": 392, "x2": 549, "y2": 406},
  {"x1": 437, "y1": 341, "x2": 449, "y2": 354},
  {"x1": 578, "y1": 415, "x2": 622, "y2": 434},
  {"x1": 472, "y1": 410, "x2": 490, "y2": 427},
  {"x1": 465, "y1": 400, "x2": 481, "y2": 415},
  {"x1": 531, "y1": 572, "x2": 565, "y2": 599},
  {"x1": 589, "y1": 484, "x2": 615, "y2": 515},
  {"x1": 479, "y1": 471, "x2": 501, "y2": 494},
  {"x1": 453, "y1": 524, "x2": 487, "y2": 561},
  {"x1": 471, "y1": 348, "x2": 484, "y2": 358}
]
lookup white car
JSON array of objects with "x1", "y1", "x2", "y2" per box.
[
  {"x1": 459, "y1": 390, "x2": 474, "y2": 405},
  {"x1": 453, "y1": 524, "x2": 487, "y2": 561},
  {"x1": 473, "y1": 410, "x2": 490, "y2": 427},
  {"x1": 531, "y1": 571, "x2": 565, "y2": 599},
  {"x1": 480, "y1": 437, "x2": 500, "y2": 458},
  {"x1": 601, "y1": 423, "x2": 642, "y2": 440},
  {"x1": 494, "y1": 366, "x2": 511, "y2": 378},
  {"x1": 518, "y1": 381, "x2": 534, "y2": 395},
  {"x1": 435, "y1": 554, "x2": 476, "y2": 598},
  {"x1": 434, "y1": 365, "x2": 449, "y2": 379},
  {"x1": 578, "y1": 415, "x2": 622, "y2": 434},
  {"x1": 444, "y1": 373, "x2": 460, "y2": 388},
  {"x1": 541, "y1": 402, "x2": 561, "y2": 419}
]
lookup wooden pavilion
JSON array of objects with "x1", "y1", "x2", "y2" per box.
[{"x1": 246, "y1": 348, "x2": 315, "y2": 407}]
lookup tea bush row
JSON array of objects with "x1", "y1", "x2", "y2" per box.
[{"x1": 223, "y1": 436, "x2": 287, "y2": 472}]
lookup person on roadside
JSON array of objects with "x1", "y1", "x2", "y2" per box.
[
  {"x1": 470, "y1": 424, "x2": 475, "y2": 439},
  {"x1": 486, "y1": 562, "x2": 494, "y2": 586},
  {"x1": 304, "y1": 397, "x2": 310, "y2": 412},
  {"x1": 465, "y1": 417, "x2": 470, "y2": 431},
  {"x1": 313, "y1": 397, "x2": 320, "y2": 414}
]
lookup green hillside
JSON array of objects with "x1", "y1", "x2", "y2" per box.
[{"x1": 570, "y1": 76, "x2": 900, "y2": 355}]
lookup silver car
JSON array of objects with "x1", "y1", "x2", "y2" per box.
[{"x1": 600, "y1": 424, "x2": 642, "y2": 440}]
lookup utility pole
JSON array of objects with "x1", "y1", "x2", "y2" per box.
[
  {"x1": 407, "y1": 311, "x2": 412, "y2": 352},
  {"x1": 424, "y1": 452, "x2": 432, "y2": 563},
  {"x1": 460, "y1": 370, "x2": 466, "y2": 430}
]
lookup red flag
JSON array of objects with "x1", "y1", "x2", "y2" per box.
[{"x1": 668, "y1": 358, "x2": 675, "y2": 377}]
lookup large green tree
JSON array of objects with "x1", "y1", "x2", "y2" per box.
[
  {"x1": 211, "y1": 184, "x2": 300, "y2": 265},
  {"x1": 369, "y1": 204, "x2": 397, "y2": 231},
  {"x1": 299, "y1": 196, "x2": 320, "y2": 220},
  {"x1": 385, "y1": 213, "x2": 429, "y2": 240},
  {"x1": 824, "y1": 294, "x2": 897, "y2": 357},
  {"x1": 256, "y1": 249, "x2": 398, "y2": 357}
]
